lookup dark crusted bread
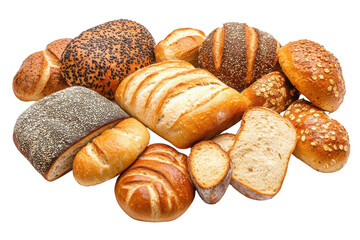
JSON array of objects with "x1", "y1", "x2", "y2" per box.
[
  {"x1": 60, "y1": 19, "x2": 156, "y2": 99},
  {"x1": 13, "y1": 87, "x2": 129, "y2": 181},
  {"x1": 198, "y1": 22, "x2": 280, "y2": 93}
]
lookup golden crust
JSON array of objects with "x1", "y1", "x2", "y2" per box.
[
  {"x1": 114, "y1": 144, "x2": 195, "y2": 222},
  {"x1": 46, "y1": 38, "x2": 72, "y2": 60},
  {"x1": 279, "y1": 40, "x2": 345, "y2": 112},
  {"x1": 284, "y1": 99, "x2": 350, "y2": 172}
]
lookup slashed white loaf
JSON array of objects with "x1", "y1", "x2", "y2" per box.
[
  {"x1": 115, "y1": 60, "x2": 247, "y2": 149},
  {"x1": 188, "y1": 141, "x2": 232, "y2": 204},
  {"x1": 229, "y1": 107, "x2": 296, "y2": 200},
  {"x1": 114, "y1": 144, "x2": 195, "y2": 222}
]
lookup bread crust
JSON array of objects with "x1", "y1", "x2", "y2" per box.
[
  {"x1": 60, "y1": 19, "x2": 155, "y2": 99},
  {"x1": 198, "y1": 22, "x2": 280, "y2": 92},
  {"x1": 114, "y1": 144, "x2": 195, "y2": 222},
  {"x1": 155, "y1": 28, "x2": 206, "y2": 66},
  {"x1": 73, "y1": 118, "x2": 150, "y2": 186},
  {"x1": 188, "y1": 141, "x2": 232, "y2": 204},
  {"x1": 284, "y1": 99, "x2": 350, "y2": 172},
  {"x1": 279, "y1": 40, "x2": 345, "y2": 112},
  {"x1": 13, "y1": 38, "x2": 71, "y2": 101}
]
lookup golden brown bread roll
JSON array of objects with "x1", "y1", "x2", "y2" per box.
[
  {"x1": 114, "y1": 144, "x2": 195, "y2": 222},
  {"x1": 60, "y1": 19, "x2": 156, "y2": 99},
  {"x1": 13, "y1": 38, "x2": 71, "y2": 101},
  {"x1": 279, "y1": 40, "x2": 345, "y2": 112},
  {"x1": 73, "y1": 118, "x2": 150, "y2": 186},
  {"x1": 13, "y1": 87, "x2": 128, "y2": 181},
  {"x1": 155, "y1": 28, "x2": 206, "y2": 66},
  {"x1": 198, "y1": 22, "x2": 281, "y2": 92},
  {"x1": 284, "y1": 99, "x2": 350, "y2": 172}
]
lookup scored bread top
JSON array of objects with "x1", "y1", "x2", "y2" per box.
[
  {"x1": 188, "y1": 141, "x2": 231, "y2": 188},
  {"x1": 279, "y1": 39, "x2": 345, "y2": 112},
  {"x1": 229, "y1": 107, "x2": 296, "y2": 199}
]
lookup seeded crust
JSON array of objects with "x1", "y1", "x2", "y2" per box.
[
  {"x1": 279, "y1": 40, "x2": 345, "y2": 112},
  {"x1": 284, "y1": 99, "x2": 350, "y2": 172},
  {"x1": 60, "y1": 19, "x2": 156, "y2": 99},
  {"x1": 115, "y1": 144, "x2": 195, "y2": 222},
  {"x1": 198, "y1": 22, "x2": 280, "y2": 93},
  {"x1": 13, "y1": 38, "x2": 71, "y2": 101},
  {"x1": 13, "y1": 87, "x2": 129, "y2": 181}
]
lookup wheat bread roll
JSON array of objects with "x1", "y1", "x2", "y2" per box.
[
  {"x1": 198, "y1": 22, "x2": 280, "y2": 92},
  {"x1": 155, "y1": 28, "x2": 206, "y2": 66},
  {"x1": 13, "y1": 87, "x2": 128, "y2": 181},
  {"x1": 188, "y1": 141, "x2": 232, "y2": 204},
  {"x1": 229, "y1": 107, "x2": 297, "y2": 200},
  {"x1": 284, "y1": 99, "x2": 350, "y2": 172},
  {"x1": 13, "y1": 38, "x2": 71, "y2": 101},
  {"x1": 115, "y1": 144, "x2": 195, "y2": 222},
  {"x1": 279, "y1": 40, "x2": 345, "y2": 112},
  {"x1": 73, "y1": 118, "x2": 150, "y2": 186},
  {"x1": 60, "y1": 19, "x2": 155, "y2": 99}
]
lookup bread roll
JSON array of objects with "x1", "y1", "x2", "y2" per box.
[
  {"x1": 229, "y1": 107, "x2": 296, "y2": 200},
  {"x1": 155, "y1": 28, "x2": 206, "y2": 66},
  {"x1": 60, "y1": 19, "x2": 155, "y2": 99},
  {"x1": 13, "y1": 87, "x2": 128, "y2": 181},
  {"x1": 13, "y1": 38, "x2": 71, "y2": 101},
  {"x1": 115, "y1": 144, "x2": 195, "y2": 222},
  {"x1": 198, "y1": 22, "x2": 280, "y2": 92},
  {"x1": 188, "y1": 141, "x2": 232, "y2": 204},
  {"x1": 279, "y1": 40, "x2": 345, "y2": 112},
  {"x1": 283, "y1": 99, "x2": 350, "y2": 172},
  {"x1": 73, "y1": 118, "x2": 150, "y2": 186}
]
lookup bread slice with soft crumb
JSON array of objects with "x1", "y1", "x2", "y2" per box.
[
  {"x1": 211, "y1": 133, "x2": 236, "y2": 152},
  {"x1": 229, "y1": 107, "x2": 296, "y2": 200},
  {"x1": 187, "y1": 141, "x2": 232, "y2": 204}
]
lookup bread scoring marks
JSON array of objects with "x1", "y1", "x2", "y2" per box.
[{"x1": 213, "y1": 27, "x2": 224, "y2": 70}]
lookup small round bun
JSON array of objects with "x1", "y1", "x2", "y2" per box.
[
  {"x1": 60, "y1": 19, "x2": 155, "y2": 99},
  {"x1": 279, "y1": 40, "x2": 345, "y2": 112},
  {"x1": 198, "y1": 22, "x2": 280, "y2": 92},
  {"x1": 284, "y1": 99, "x2": 350, "y2": 172}
]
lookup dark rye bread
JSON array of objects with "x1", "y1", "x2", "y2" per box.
[
  {"x1": 13, "y1": 87, "x2": 129, "y2": 181},
  {"x1": 60, "y1": 19, "x2": 155, "y2": 99},
  {"x1": 198, "y1": 22, "x2": 280, "y2": 93}
]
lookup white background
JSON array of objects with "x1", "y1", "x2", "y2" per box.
[{"x1": 1, "y1": 0, "x2": 359, "y2": 239}]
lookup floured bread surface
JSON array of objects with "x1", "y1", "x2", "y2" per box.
[{"x1": 229, "y1": 107, "x2": 296, "y2": 198}]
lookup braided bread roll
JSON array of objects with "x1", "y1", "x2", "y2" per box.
[
  {"x1": 114, "y1": 144, "x2": 195, "y2": 222},
  {"x1": 13, "y1": 38, "x2": 71, "y2": 101},
  {"x1": 198, "y1": 22, "x2": 280, "y2": 92}
]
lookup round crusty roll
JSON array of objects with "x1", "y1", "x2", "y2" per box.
[
  {"x1": 279, "y1": 40, "x2": 345, "y2": 112},
  {"x1": 115, "y1": 144, "x2": 195, "y2": 222},
  {"x1": 198, "y1": 22, "x2": 281, "y2": 92},
  {"x1": 155, "y1": 28, "x2": 206, "y2": 66},
  {"x1": 60, "y1": 19, "x2": 155, "y2": 99},
  {"x1": 284, "y1": 99, "x2": 350, "y2": 172},
  {"x1": 13, "y1": 87, "x2": 128, "y2": 181},
  {"x1": 73, "y1": 118, "x2": 150, "y2": 186},
  {"x1": 13, "y1": 38, "x2": 71, "y2": 101}
]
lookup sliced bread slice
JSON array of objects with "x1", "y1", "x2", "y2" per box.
[
  {"x1": 211, "y1": 133, "x2": 236, "y2": 152},
  {"x1": 187, "y1": 141, "x2": 232, "y2": 204},
  {"x1": 229, "y1": 107, "x2": 296, "y2": 200}
]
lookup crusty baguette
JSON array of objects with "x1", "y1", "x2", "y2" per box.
[
  {"x1": 279, "y1": 40, "x2": 345, "y2": 112},
  {"x1": 198, "y1": 22, "x2": 281, "y2": 92},
  {"x1": 115, "y1": 144, "x2": 195, "y2": 222},
  {"x1": 229, "y1": 107, "x2": 297, "y2": 200},
  {"x1": 115, "y1": 60, "x2": 247, "y2": 149},
  {"x1": 13, "y1": 87, "x2": 128, "y2": 181},
  {"x1": 188, "y1": 141, "x2": 232, "y2": 204},
  {"x1": 13, "y1": 38, "x2": 71, "y2": 101},
  {"x1": 73, "y1": 118, "x2": 150, "y2": 186},
  {"x1": 155, "y1": 28, "x2": 206, "y2": 66},
  {"x1": 211, "y1": 133, "x2": 236, "y2": 152},
  {"x1": 284, "y1": 99, "x2": 350, "y2": 172}
]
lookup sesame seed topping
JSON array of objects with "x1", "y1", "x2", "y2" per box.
[{"x1": 324, "y1": 68, "x2": 330, "y2": 73}]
